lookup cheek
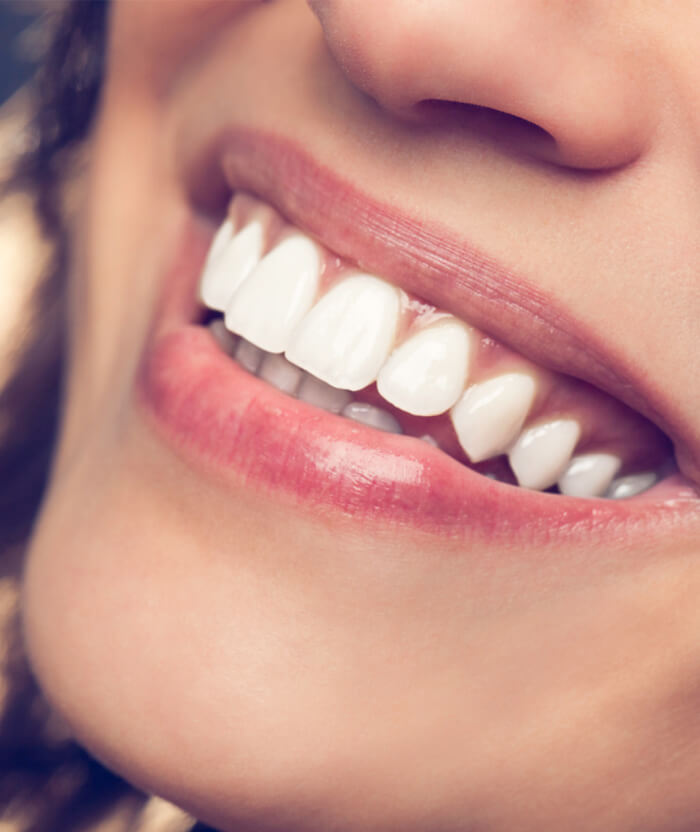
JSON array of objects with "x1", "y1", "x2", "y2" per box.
[{"x1": 109, "y1": 0, "x2": 268, "y2": 95}]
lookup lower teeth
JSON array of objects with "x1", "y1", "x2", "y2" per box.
[
  {"x1": 605, "y1": 472, "x2": 659, "y2": 500},
  {"x1": 209, "y1": 320, "x2": 665, "y2": 499},
  {"x1": 342, "y1": 402, "x2": 403, "y2": 434}
]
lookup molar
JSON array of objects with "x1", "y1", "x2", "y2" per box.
[
  {"x1": 605, "y1": 472, "x2": 658, "y2": 499},
  {"x1": 376, "y1": 318, "x2": 472, "y2": 416}
]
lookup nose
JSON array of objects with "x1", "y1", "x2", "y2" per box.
[{"x1": 307, "y1": 0, "x2": 655, "y2": 170}]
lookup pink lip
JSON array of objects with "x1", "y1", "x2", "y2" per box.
[
  {"x1": 140, "y1": 323, "x2": 696, "y2": 545},
  {"x1": 138, "y1": 206, "x2": 698, "y2": 546},
  {"x1": 185, "y1": 128, "x2": 700, "y2": 481}
]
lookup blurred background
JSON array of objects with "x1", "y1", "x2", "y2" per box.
[
  {"x1": 0, "y1": 0, "x2": 47, "y2": 376},
  {"x1": 0, "y1": 1, "x2": 43, "y2": 106}
]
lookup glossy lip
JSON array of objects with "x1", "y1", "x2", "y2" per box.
[
  {"x1": 141, "y1": 322, "x2": 697, "y2": 545},
  {"x1": 185, "y1": 128, "x2": 700, "y2": 483},
  {"x1": 137, "y1": 154, "x2": 698, "y2": 545}
]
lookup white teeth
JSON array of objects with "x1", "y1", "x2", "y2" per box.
[
  {"x1": 558, "y1": 452, "x2": 622, "y2": 498},
  {"x1": 258, "y1": 354, "x2": 304, "y2": 395},
  {"x1": 202, "y1": 198, "x2": 652, "y2": 497},
  {"x1": 508, "y1": 418, "x2": 581, "y2": 490},
  {"x1": 208, "y1": 318, "x2": 238, "y2": 356},
  {"x1": 342, "y1": 402, "x2": 403, "y2": 434},
  {"x1": 225, "y1": 233, "x2": 321, "y2": 353},
  {"x1": 376, "y1": 319, "x2": 472, "y2": 416},
  {"x1": 234, "y1": 338, "x2": 265, "y2": 374},
  {"x1": 296, "y1": 375, "x2": 353, "y2": 414},
  {"x1": 605, "y1": 472, "x2": 658, "y2": 499},
  {"x1": 204, "y1": 217, "x2": 234, "y2": 267},
  {"x1": 450, "y1": 373, "x2": 536, "y2": 463},
  {"x1": 200, "y1": 220, "x2": 265, "y2": 312},
  {"x1": 285, "y1": 275, "x2": 401, "y2": 391}
]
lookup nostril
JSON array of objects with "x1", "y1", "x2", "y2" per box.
[{"x1": 415, "y1": 98, "x2": 556, "y2": 157}]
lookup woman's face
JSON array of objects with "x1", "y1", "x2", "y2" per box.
[{"x1": 23, "y1": 1, "x2": 700, "y2": 829}]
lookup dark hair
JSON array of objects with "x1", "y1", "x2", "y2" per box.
[
  {"x1": 0, "y1": 2, "x2": 142, "y2": 829},
  {"x1": 2, "y1": 0, "x2": 107, "y2": 546},
  {"x1": 0, "y1": 4, "x2": 221, "y2": 827}
]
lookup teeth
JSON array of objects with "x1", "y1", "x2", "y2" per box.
[
  {"x1": 258, "y1": 354, "x2": 304, "y2": 395},
  {"x1": 285, "y1": 275, "x2": 401, "y2": 391},
  {"x1": 558, "y1": 452, "x2": 622, "y2": 498},
  {"x1": 508, "y1": 418, "x2": 581, "y2": 490},
  {"x1": 450, "y1": 373, "x2": 536, "y2": 463},
  {"x1": 376, "y1": 319, "x2": 472, "y2": 416},
  {"x1": 208, "y1": 318, "x2": 238, "y2": 356},
  {"x1": 342, "y1": 402, "x2": 403, "y2": 434},
  {"x1": 225, "y1": 233, "x2": 321, "y2": 353},
  {"x1": 605, "y1": 472, "x2": 658, "y2": 499},
  {"x1": 297, "y1": 375, "x2": 353, "y2": 414},
  {"x1": 203, "y1": 217, "x2": 234, "y2": 267},
  {"x1": 234, "y1": 338, "x2": 265, "y2": 374},
  {"x1": 200, "y1": 196, "x2": 665, "y2": 498},
  {"x1": 199, "y1": 217, "x2": 266, "y2": 312}
]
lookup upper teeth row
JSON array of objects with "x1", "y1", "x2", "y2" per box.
[{"x1": 198, "y1": 193, "x2": 656, "y2": 499}]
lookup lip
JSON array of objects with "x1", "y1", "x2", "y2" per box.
[
  {"x1": 184, "y1": 128, "x2": 700, "y2": 483},
  {"x1": 138, "y1": 128, "x2": 698, "y2": 545},
  {"x1": 141, "y1": 320, "x2": 697, "y2": 545}
]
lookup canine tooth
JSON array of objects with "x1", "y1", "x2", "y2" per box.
[
  {"x1": 342, "y1": 402, "x2": 403, "y2": 434},
  {"x1": 296, "y1": 375, "x2": 352, "y2": 414},
  {"x1": 605, "y1": 472, "x2": 658, "y2": 499},
  {"x1": 200, "y1": 220, "x2": 265, "y2": 312},
  {"x1": 225, "y1": 234, "x2": 321, "y2": 353},
  {"x1": 208, "y1": 318, "x2": 238, "y2": 356},
  {"x1": 258, "y1": 354, "x2": 304, "y2": 395},
  {"x1": 450, "y1": 373, "x2": 536, "y2": 463},
  {"x1": 508, "y1": 418, "x2": 581, "y2": 490},
  {"x1": 286, "y1": 275, "x2": 401, "y2": 391},
  {"x1": 558, "y1": 453, "x2": 622, "y2": 498},
  {"x1": 234, "y1": 338, "x2": 265, "y2": 374},
  {"x1": 376, "y1": 319, "x2": 471, "y2": 416}
]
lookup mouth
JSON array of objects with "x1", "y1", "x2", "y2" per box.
[{"x1": 139, "y1": 129, "x2": 699, "y2": 543}]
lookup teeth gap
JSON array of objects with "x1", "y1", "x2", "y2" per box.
[{"x1": 206, "y1": 316, "x2": 667, "y2": 500}]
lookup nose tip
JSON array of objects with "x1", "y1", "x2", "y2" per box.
[{"x1": 309, "y1": 0, "x2": 654, "y2": 171}]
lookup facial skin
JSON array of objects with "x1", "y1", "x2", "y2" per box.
[{"x1": 22, "y1": 1, "x2": 700, "y2": 830}]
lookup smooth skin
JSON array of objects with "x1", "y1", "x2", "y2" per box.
[{"x1": 23, "y1": 2, "x2": 700, "y2": 830}]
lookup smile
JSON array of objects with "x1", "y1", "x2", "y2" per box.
[
  {"x1": 139, "y1": 129, "x2": 699, "y2": 544},
  {"x1": 199, "y1": 191, "x2": 671, "y2": 499}
]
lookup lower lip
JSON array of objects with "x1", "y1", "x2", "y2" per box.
[{"x1": 139, "y1": 312, "x2": 696, "y2": 546}]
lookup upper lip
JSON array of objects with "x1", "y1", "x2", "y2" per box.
[{"x1": 183, "y1": 126, "x2": 699, "y2": 484}]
